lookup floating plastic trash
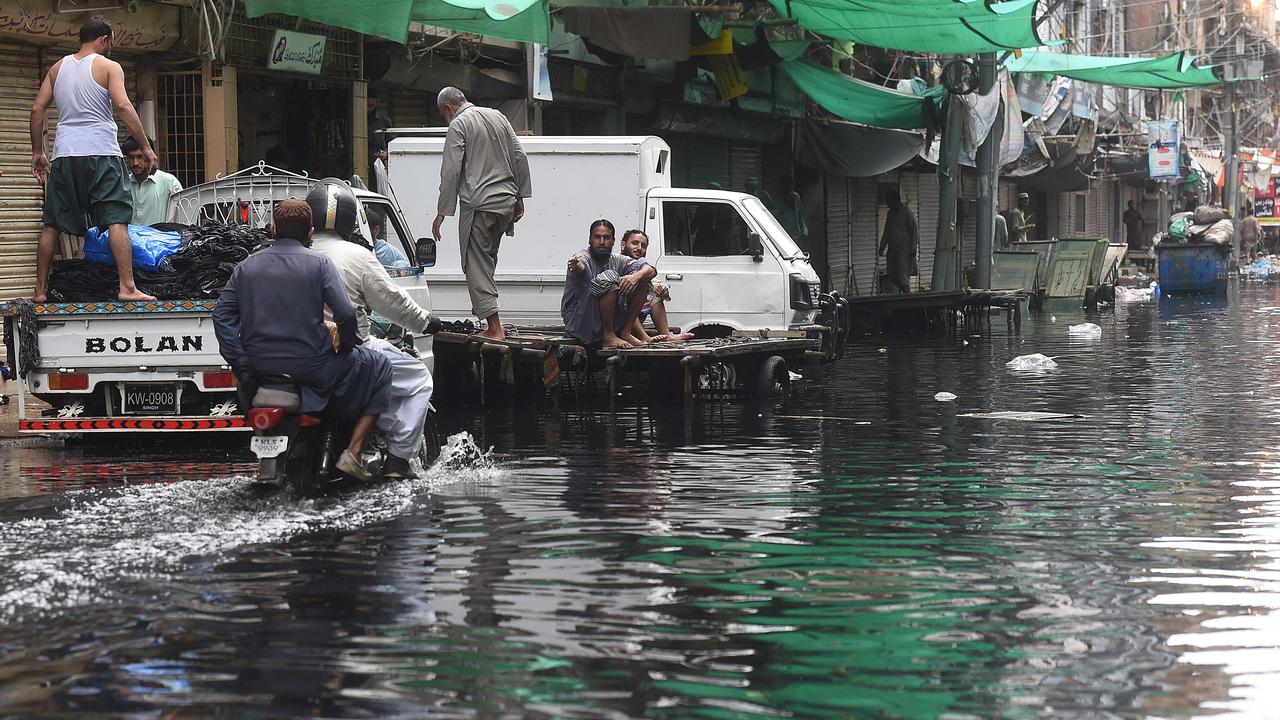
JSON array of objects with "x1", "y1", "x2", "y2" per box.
[
  {"x1": 1068, "y1": 323, "x2": 1102, "y2": 338},
  {"x1": 1006, "y1": 353, "x2": 1058, "y2": 370},
  {"x1": 1115, "y1": 286, "x2": 1153, "y2": 302},
  {"x1": 934, "y1": 392, "x2": 957, "y2": 401},
  {"x1": 959, "y1": 411, "x2": 1082, "y2": 421}
]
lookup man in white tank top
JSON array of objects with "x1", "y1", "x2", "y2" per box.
[{"x1": 29, "y1": 15, "x2": 157, "y2": 302}]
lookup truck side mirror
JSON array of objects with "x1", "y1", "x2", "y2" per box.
[
  {"x1": 415, "y1": 237, "x2": 437, "y2": 267},
  {"x1": 748, "y1": 232, "x2": 764, "y2": 263}
]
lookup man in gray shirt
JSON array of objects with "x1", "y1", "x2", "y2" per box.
[
  {"x1": 433, "y1": 87, "x2": 532, "y2": 342},
  {"x1": 562, "y1": 219, "x2": 656, "y2": 350}
]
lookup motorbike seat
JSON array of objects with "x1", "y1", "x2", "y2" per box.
[{"x1": 252, "y1": 386, "x2": 301, "y2": 412}]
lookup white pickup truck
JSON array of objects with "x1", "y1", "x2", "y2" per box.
[
  {"x1": 2, "y1": 165, "x2": 436, "y2": 434},
  {"x1": 388, "y1": 134, "x2": 848, "y2": 359}
]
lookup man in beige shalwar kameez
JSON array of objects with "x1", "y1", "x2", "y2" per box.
[{"x1": 433, "y1": 87, "x2": 532, "y2": 341}]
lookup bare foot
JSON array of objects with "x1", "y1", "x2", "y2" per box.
[
  {"x1": 32, "y1": 293, "x2": 47, "y2": 303},
  {"x1": 603, "y1": 336, "x2": 632, "y2": 350},
  {"x1": 619, "y1": 332, "x2": 645, "y2": 346},
  {"x1": 649, "y1": 334, "x2": 670, "y2": 343},
  {"x1": 479, "y1": 325, "x2": 507, "y2": 341},
  {"x1": 117, "y1": 290, "x2": 157, "y2": 302},
  {"x1": 668, "y1": 332, "x2": 695, "y2": 342}
]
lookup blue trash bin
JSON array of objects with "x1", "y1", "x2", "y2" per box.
[{"x1": 1155, "y1": 242, "x2": 1230, "y2": 293}]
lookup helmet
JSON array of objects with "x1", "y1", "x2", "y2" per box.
[{"x1": 305, "y1": 178, "x2": 359, "y2": 242}]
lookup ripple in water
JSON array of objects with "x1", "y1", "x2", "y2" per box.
[{"x1": 0, "y1": 433, "x2": 500, "y2": 622}]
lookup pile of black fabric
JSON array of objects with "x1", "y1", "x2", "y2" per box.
[{"x1": 48, "y1": 223, "x2": 271, "y2": 302}]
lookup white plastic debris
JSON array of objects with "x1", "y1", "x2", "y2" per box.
[
  {"x1": 934, "y1": 392, "x2": 957, "y2": 401},
  {"x1": 1068, "y1": 322, "x2": 1102, "y2": 338},
  {"x1": 788, "y1": 371, "x2": 803, "y2": 381},
  {"x1": 1115, "y1": 286, "x2": 1153, "y2": 302},
  {"x1": 1006, "y1": 353, "x2": 1058, "y2": 371}
]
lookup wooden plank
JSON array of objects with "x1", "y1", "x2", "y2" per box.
[{"x1": 596, "y1": 337, "x2": 817, "y2": 360}]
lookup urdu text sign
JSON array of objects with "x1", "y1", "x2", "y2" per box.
[{"x1": 267, "y1": 29, "x2": 326, "y2": 75}]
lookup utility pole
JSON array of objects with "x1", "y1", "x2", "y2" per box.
[
  {"x1": 974, "y1": 52, "x2": 999, "y2": 290},
  {"x1": 1224, "y1": 74, "x2": 1240, "y2": 255},
  {"x1": 932, "y1": 96, "x2": 966, "y2": 291}
]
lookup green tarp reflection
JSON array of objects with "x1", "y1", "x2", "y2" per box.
[
  {"x1": 1004, "y1": 49, "x2": 1221, "y2": 89},
  {"x1": 767, "y1": 0, "x2": 1047, "y2": 54},
  {"x1": 780, "y1": 60, "x2": 943, "y2": 130},
  {"x1": 244, "y1": 0, "x2": 549, "y2": 44}
]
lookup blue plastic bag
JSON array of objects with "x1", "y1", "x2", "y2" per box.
[{"x1": 84, "y1": 224, "x2": 183, "y2": 272}]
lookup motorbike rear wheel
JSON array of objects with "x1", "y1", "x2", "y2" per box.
[{"x1": 419, "y1": 410, "x2": 442, "y2": 469}]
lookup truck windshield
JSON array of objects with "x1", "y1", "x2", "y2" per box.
[{"x1": 743, "y1": 198, "x2": 805, "y2": 261}]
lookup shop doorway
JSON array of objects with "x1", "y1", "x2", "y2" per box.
[{"x1": 237, "y1": 72, "x2": 351, "y2": 179}]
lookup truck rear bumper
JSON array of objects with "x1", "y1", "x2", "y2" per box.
[{"x1": 21, "y1": 416, "x2": 249, "y2": 433}]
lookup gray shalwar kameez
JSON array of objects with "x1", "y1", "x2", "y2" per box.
[
  {"x1": 561, "y1": 249, "x2": 648, "y2": 345},
  {"x1": 437, "y1": 104, "x2": 532, "y2": 319}
]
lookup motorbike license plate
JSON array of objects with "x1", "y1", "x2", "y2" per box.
[
  {"x1": 122, "y1": 384, "x2": 179, "y2": 415},
  {"x1": 251, "y1": 435, "x2": 288, "y2": 458}
]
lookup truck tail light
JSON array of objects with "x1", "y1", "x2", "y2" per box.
[
  {"x1": 248, "y1": 408, "x2": 284, "y2": 430},
  {"x1": 203, "y1": 371, "x2": 237, "y2": 388},
  {"x1": 48, "y1": 373, "x2": 89, "y2": 391},
  {"x1": 300, "y1": 414, "x2": 323, "y2": 427}
]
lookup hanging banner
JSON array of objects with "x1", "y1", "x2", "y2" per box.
[
  {"x1": 1255, "y1": 177, "x2": 1279, "y2": 227},
  {"x1": 267, "y1": 29, "x2": 326, "y2": 75},
  {"x1": 1148, "y1": 120, "x2": 1180, "y2": 180}
]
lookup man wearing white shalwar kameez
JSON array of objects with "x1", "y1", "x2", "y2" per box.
[
  {"x1": 313, "y1": 227, "x2": 438, "y2": 478},
  {"x1": 433, "y1": 86, "x2": 532, "y2": 342}
]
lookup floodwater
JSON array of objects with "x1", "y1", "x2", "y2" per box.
[{"x1": 2, "y1": 285, "x2": 1279, "y2": 718}]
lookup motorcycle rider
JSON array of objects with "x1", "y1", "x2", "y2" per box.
[
  {"x1": 305, "y1": 179, "x2": 441, "y2": 478},
  {"x1": 213, "y1": 198, "x2": 392, "y2": 482}
]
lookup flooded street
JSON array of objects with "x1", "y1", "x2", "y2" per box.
[{"x1": 3, "y1": 285, "x2": 1280, "y2": 718}]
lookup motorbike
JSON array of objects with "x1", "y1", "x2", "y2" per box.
[{"x1": 247, "y1": 379, "x2": 441, "y2": 495}]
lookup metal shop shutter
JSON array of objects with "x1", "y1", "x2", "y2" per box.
[
  {"x1": 683, "y1": 137, "x2": 730, "y2": 191},
  {"x1": 389, "y1": 91, "x2": 432, "y2": 128},
  {"x1": 917, "y1": 171, "x2": 939, "y2": 288},
  {"x1": 727, "y1": 142, "x2": 763, "y2": 196},
  {"x1": 960, "y1": 171, "x2": 976, "y2": 268},
  {"x1": 849, "y1": 177, "x2": 880, "y2": 297},
  {"x1": 0, "y1": 42, "x2": 45, "y2": 299},
  {"x1": 825, "y1": 174, "x2": 852, "y2": 296}
]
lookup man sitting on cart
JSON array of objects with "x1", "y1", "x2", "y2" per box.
[
  {"x1": 620, "y1": 229, "x2": 694, "y2": 343},
  {"x1": 562, "y1": 219, "x2": 656, "y2": 350}
]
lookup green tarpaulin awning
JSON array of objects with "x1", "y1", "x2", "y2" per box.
[
  {"x1": 1004, "y1": 49, "x2": 1222, "y2": 89},
  {"x1": 244, "y1": 0, "x2": 549, "y2": 45},
  {"x1": 780, "y1": 60, "x2": 942, "y2": 130},
  {"x1": 766, "y1": 0, "x2": 1050, "y2": 54}
]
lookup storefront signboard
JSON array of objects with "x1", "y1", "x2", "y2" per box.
[{"x1": 267, "y1": 29, "x2": 325, "y2": 75}]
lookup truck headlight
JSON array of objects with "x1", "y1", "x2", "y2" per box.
[{"x1": 789, "y1": 273, "x2": 815, "y2": 310}]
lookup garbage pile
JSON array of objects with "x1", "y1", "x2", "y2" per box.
[
  {"x1": 1164, "y1": 205, "x2": 1234, "y2": 246},
  {"x1": 48, "y1": 223, "x2": 270, "y2": 302},
  {"x1": 1240, "y1": 256, "x2": 1280, "y2": 281}
]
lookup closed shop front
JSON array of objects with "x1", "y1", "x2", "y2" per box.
[{"x1": 0, "y1": 41, "x2": 44, "y2": 298}]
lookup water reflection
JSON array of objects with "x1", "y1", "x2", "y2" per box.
[{"x1": 2, "y1": 285, "x2": 1280, "y2": 717}]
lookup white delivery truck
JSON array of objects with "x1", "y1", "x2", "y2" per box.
[
  {"x1": 3, "y1": 165, "x2": 436, "y2": 434},
  {"x1": 388, "y1": 134, "x2": 848, "y2": 359}
]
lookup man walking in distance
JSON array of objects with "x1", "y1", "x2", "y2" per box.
[
  {"x1": 433, "y1": 87, "x2": 531, "y2": 341},
  {"x1": 877, "y1": 189, "x2": 917, "y2": 294},
  {"x1": 30, "y1": 15, "x2": 157, "y2": 302}
]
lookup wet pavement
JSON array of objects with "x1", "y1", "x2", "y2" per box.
[{"x1": 1, "y1": 284, "x2": 1279, "y2": 718}]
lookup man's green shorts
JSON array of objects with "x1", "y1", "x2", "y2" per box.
[{"x1": 42, "y1": 155, "x2": 133, "y2": 236}]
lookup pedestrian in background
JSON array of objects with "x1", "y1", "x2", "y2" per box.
[
  {"x1": 123, "y1": 136, "x2": 182, "y2": 227},
  {"x1": 433, "y1": 87, "x2": 532, "y2": 342},
  {"x1": 878, "y1": 189, "x2": 917, "y2": 294}
]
